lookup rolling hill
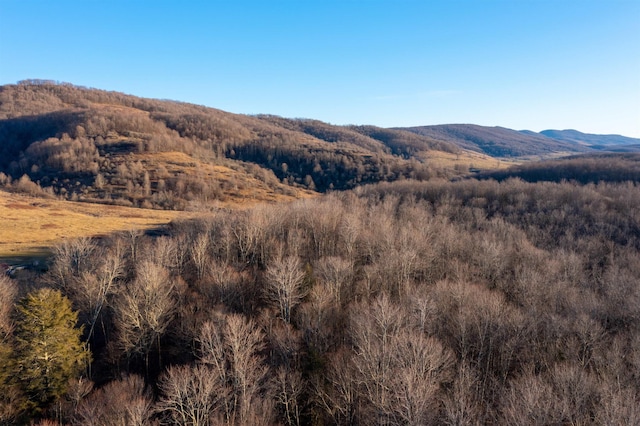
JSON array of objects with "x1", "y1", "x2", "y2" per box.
[
  {"x1": 1, "y1": 81, "x2": 493, "y2": 211},
  {"x1": 539, "y1": 129, "x2": 640, "y2": 146},
  {"x1": 398, "y1": 124, "x2": 640, "y2": 158},
  {"x1": 397, "y1": 124, "x2": 591, "y2": 158}
]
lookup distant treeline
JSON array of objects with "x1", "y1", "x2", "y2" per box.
[{"x1": 476, "y1": 153, "x2": 640, "y2": 184}]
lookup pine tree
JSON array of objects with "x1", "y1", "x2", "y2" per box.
[{"x1": 13, "y1": 288, "x2": 90, "y2": 410}]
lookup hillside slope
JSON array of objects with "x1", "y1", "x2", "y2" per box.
[{"x1": 0, "y1": 81, "x2": 471, "y2": 207}]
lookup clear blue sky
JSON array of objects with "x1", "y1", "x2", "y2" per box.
[{"x1": 1, "y1": 0, "x2": 639, "y2": 137}]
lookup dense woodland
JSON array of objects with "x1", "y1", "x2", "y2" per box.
[{"x1": 1, "y1": 176, "x2": 639, "y2": 425}]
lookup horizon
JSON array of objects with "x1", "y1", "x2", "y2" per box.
[{"x1": 1, "y1": 0, "x2": 639, "y2": 137}]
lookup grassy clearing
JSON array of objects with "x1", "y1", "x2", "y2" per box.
[
  {"x1": 0, "y1": 190, "x2": 189, "y2": 256},
  {"x1": 134, "y1": 151, "x2": 316, "y2": 207},
  {"x1": 0, "y1": 150, "x2": 317, "y2": 256},
  {"x1": 421, "y1": 149, "x2": 518, "y2": 171}
]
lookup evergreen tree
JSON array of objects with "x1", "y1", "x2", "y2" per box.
[{"x1": 13, "y1": 288, "x2": 90, "y2": 411}]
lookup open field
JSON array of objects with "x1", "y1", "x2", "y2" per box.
[
  {"x1": 0, "y1": 190, "x2": 191, "y2": 256},
  {"x1": 132, "y1": 151, "x2": 316, "y2": 206},
  {"x1": 419, "y1": 149, "x2": 518, "y2": 170}
]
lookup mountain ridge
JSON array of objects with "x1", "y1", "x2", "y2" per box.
[
  {"x1": 397, "y1": 124, "x2": 640, "y2": 158},
  {"x1": 538, "y1": 129, "x2": 640, "y2": 146}
]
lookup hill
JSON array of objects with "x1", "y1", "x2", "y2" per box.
[
  {"x1": 539, "y1": 129, "x2": 640, "y2": 146},
  {"x1": 0, "y1": 81, "x2": 483, "y2": 209},
  {"x1": 397, "y1": 124, "x2": 590, "y2": 158}
]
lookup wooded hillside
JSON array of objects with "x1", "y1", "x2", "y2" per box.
[{"x1": 0, "y1": 81, "x2": 471, "y2": 208}]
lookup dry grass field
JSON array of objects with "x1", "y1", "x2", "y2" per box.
[
  {"x1": 0, "y1": 190, "x2": 189, "y2": 256},
  {"x1": 0, "y1": 184, "x2": 315, "y2": 258},
  {"x1": 132, "y1": 151, "x2": 315, "y2": 206},
  {"x1": 419, "y1": 149, "x2": 517, "y2": 170}
]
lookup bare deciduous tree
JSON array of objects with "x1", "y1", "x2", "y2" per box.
[
  {"x1": 190, "y1": 232, "x2": 210, "y2": 282},
  {"x1": 197, "y1": 313, "x2": 270, "y2": 425},
  {"x1": 501, "y1": 372, "x2": 556, "y2": 426},
  {"x1": 264, "y1": 256, "x2": 306, "y2": 324},
  {"x1": 113, "y1": 261, "x2": 176, "y2": 372},
  {"x1": 350, "y1": 294, "x2": 453, "y2": 425},
  {"x1": 596, "y1": 384, "x2": 640, "y2": 426},
  {"x1": 314, "y1": 349, "x2": 359, "y2": 425},
  {"x1": 391, "y1": 330, "x2": 453, "y2": 425},
  {"x1": 272, "y1": 366, "x2": 303, "y2": 426},
  {"x1": 314, "y1": 256, "x2": 354, "y2": 306},
  {"x1": 441, "y1": 363, "x2": 483, "y2": 426},
  {"x1": 75, "y1": 375, "x2": 153, "y2": 426},
  {"x1": 73, "y1": 244, "x2": 125, "y2": 343},
  {"x1": 47, "y1": 237, "x2": 97, "y2": 290},
  {"x1": 156, "y1": 364, "x2": 220, "y2": 426}
]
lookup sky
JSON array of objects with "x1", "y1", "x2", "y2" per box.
[{"x1": 1, "y1": 0, "x2": 639, "y2": 137}]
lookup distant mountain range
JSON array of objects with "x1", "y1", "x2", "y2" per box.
[
  {"x1": 398, "y1": 125, "x2": 640, "y2": 158},
  {"x1": 538, "y1": 129, "x2": 640, "y2": 146}
]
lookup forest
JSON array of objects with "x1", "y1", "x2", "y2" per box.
[
  {"x1": 1, "y1": 81, "x2": 639, "y2": 425},
  {"x1": 1, "y1": 176, "x2": 639, "y2": 425}
]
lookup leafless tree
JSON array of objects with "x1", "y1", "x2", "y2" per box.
[
  {"x1": 224, "y1": 314, "x2": 268, "y2": 423},
  {"x1": 314, "y1": 349, "x2": 359, "y2": 425},
  {"x1": 113, "y1": 261, "x2": 176, "y2": 372},
  {"x1": 195, "y1": 259, "x2": 242, "y2": 310},
  {"x1": 314, "y1": 256, "x2": 354, "y2": 306},
  {"x1": 390, "y1": 330, "x2": 453, "y2": 425},
  {"x1": 74, "y1": 375, "x2": 153, "y2": 426},
  {"x1": 595, "y1": 384, "x2": 640, "y2": 426},
  {"x1": 296, "y1": 284, "x2": 338, "y2": 355},
  {"x1": 47, "y1": 237, "x2": 97, "y2": 290},
  {"x1": 197, "y1": 313, "x2": 269, "y2": 425},
  {"x1": 441, "y1": 363, "x2": 483, "y2": 426},
  {"x1": 272, "y1": 366, "x2": 303, "y2": 426},
  {"x1": 73, "y1": 244, "x2": 125, "y2": 343},
  {"x1": 264, "y1": 256, "x2": 307, "y2": 323},
  {"x1": 190, "y1": 232, "x2": 210, "y2": 282},
  {"x1": 156, "y1": 364, "x2": 220, "y2": 426},
  {"x1": 337, "y1": 208, "x2": 362, "y2": 261},
  {"x1": 501, "y1": 370, "x2": 561, "y2": 426},
  {"x1": 141, "y1": 236, "x2": 181, "y2": 273},
  {"x1": 349, "y1": 294, "x2": 454, "y2": 424},
  {"x1": 349, "y1": 295, "x2": 402, "y2": 423}
]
